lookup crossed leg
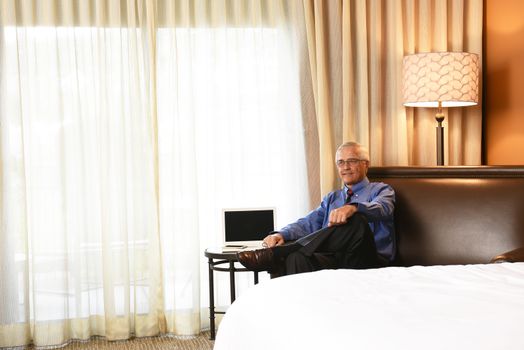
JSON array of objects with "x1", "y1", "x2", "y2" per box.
[{"x1": 281, "y1": 213, "x2": 385, "y2": 275}]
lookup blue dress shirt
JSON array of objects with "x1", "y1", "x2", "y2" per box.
[{"x1": 278, "y1": 177, "x2": 396, "y2": 261}]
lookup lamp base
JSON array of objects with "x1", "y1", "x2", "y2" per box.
[{"x1": 436, "y1": 116, "x2": 444, "y2": 166}]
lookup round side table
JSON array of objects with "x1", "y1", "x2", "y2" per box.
[{"x1": 205, "y1": 247, "x2": 259, "y2": 340}]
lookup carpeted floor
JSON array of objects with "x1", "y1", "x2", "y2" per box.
[{"x1": 48, "y1": 333, "x2": 214, "y2": 350}]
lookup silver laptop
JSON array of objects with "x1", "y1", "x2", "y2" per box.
[{"x1": 222, "y1": 208, "x2": 275, "y2": 250}]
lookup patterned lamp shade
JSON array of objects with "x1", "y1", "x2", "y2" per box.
[{"x1": 402, "y1": 52, "x2": 480, "y2": 108}]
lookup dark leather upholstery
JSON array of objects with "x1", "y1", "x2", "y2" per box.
[
  {"x1": 367, "y1": 166, "x2": 524, "y2": 266},
  {"x1": 490, "y1": 247, "x2": 524, "y2": 263}
]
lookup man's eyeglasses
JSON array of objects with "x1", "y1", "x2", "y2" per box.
[{"x1": 336, "y1": 158, "x2": 363, "y2": 167}]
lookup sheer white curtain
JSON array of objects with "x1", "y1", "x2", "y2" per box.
[
  {"x1": 155, "y1": 1, "x2": 309, "y2": 334},
  {"x1": 0, "y1": 0, "x2": 308, "y2": 347},
  {"x1": 0, "y1": 7, "x2": 163, "y2": 347}
]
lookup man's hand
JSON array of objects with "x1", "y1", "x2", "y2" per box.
[
  {"x1": 328, "y1": 204, "x2": 357, "y2": 227},
  {"x1": 262, "y1": 233, "x2": 285, "y2": 248}
]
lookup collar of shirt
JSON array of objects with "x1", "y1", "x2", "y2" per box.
[{"x1": 343, "y1": 177, "x2": 370, "y2": 198}]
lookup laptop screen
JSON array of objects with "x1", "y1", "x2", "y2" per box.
[{"x1": 223, "y1": 208, "x2": 275, "y2": 246}]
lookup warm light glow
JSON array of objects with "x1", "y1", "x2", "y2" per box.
[{"x1": 402, "y1": 52, "x2": 480, "y2": 108}]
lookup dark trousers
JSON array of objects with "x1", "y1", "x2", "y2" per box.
[{"x1": 280, "y1": 213, "x2": 387, "y2": 276}]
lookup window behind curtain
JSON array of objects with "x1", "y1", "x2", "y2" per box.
[
  {"x1": 0, "y1": 23, "x2": 308, "y2": 334},
  {"x1": 1, "y1": 26, "x2": 159, "y2": 324},
  {"x1": 156, "y1": 27, "x2": 309, "y2": 321}
]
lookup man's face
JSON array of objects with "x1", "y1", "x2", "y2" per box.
[{"x1": 336, "y1": 146, "x2": 369, "y2": 186}]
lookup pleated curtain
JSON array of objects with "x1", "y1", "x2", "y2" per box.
[
  {"x1": 302, "y1": 0, "x2": 483, "y2": 195},
  {"x1": 0, "y1": 0, "x2": 309, "y2": 347}
]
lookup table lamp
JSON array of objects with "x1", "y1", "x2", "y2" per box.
[{"x1": 402, "y1": 52, "x2": 479, "y2": 165}]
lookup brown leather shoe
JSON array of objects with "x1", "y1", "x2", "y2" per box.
[{"x1": 237, "y1": 248, "x2": 277, "y2": 272}]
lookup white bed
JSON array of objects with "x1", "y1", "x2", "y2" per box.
[{"x1": 214, "y1": 263, "x2": 524, "y2": 350}]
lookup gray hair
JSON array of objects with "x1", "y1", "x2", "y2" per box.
[{"x1": 336, "y1": 141, "x2": 370, "y2": 161}]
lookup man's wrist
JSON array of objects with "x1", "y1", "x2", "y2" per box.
[
  {"x1": 270, "y1": 231, "x2": 287, "y2": 241},
  {"x1": 345, "y1": 203, "x2": 358, "y2": 212}
]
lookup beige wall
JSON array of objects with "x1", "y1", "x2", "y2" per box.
[{"x1": 485, "y1": 0, "x2": 524, "y2": 164}]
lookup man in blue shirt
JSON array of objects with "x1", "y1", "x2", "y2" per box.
[{"x1": 237, "y1": 141, "x2": 395, "y2": 275}]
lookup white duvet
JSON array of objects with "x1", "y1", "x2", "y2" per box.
[{"x1": 214, "y1": 263, "x2": 524, "y2": 350}]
